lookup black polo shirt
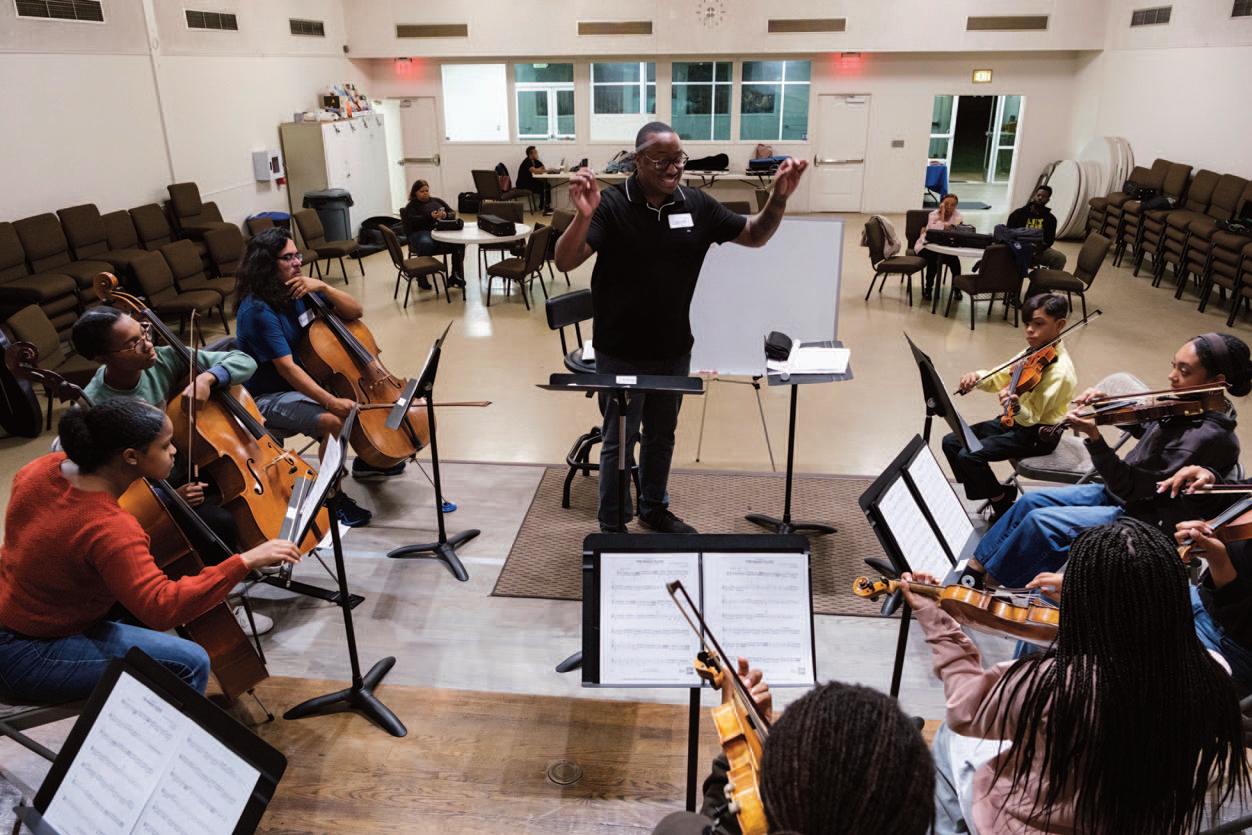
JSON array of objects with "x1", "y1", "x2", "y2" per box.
[{"x1": 586, "y1": 176, "x2": 747, "y2": 362}]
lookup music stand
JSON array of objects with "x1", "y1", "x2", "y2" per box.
[
  {"x1": 904, "y1": 333, "x2": 982, "y2": 453},
  {"x1": 282, "y1": 407, "x2": 406, "y2": 737},
  {"x1": 539, "y1": 372, "x2": 705, "y2": 674},
  {"x1": 386, "y1": 322, "x2": 477, "y2": 582}
]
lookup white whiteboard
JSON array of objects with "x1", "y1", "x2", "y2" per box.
[{"x1": 689, "y1": 217, "x2": 842, "y2": 375}]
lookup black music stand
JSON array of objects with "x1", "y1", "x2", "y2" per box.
[
  {"x1": 283, "y1": 409, "x2": 406, "y2": 737},
  {"x1": 539, "y1": 372, "x2": 705, "y2": 674},
  {"x1": 386, "y1": 322, "x2": 477, "y2": 582},
  {"x1": 746, "y1": 340, "x2": 851, "y2": 536},
  {"x1": 905, "y1": 333, "x2": 982, "y2": 453}
]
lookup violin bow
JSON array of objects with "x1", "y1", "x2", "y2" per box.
[
  {"x1": 955, "y1": 309, "x2": 1103, "y2": 396},
  {"x1": 1080, "y1": 381, "x2": 1227, "y2": 405}
]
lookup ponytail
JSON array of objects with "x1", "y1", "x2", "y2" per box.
[{"x1": 58, "y1": 398, "x2": 166, "y2": 473}]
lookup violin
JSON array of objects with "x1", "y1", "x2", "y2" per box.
[
  {"x1": 4, "y1": 350, "x2": 267, "y2": 701},
  {"x1": 1176, "y1": 492, "x2": 1252, "y2": 564},
  {"x1": 853, "y1": 576, "x2": 1059, "y2": 646},
  {"x1": 668, "y1": 580, "x2": 769, "y2": 835},
  {"x1": 1038, "y1": 382, "x2": 1229, "y2": 444},
  {"x1": 94, "y1": 273, "x2": 330, "y2": 555},
  {"x1": 297, "y1": 291, "x2": 430, "y2": 469},
  {"x1": 956, "y1": 309, "x2": 1101, "y2": 408},
  {"x1": 1000, "y1": 345, "x2": 1059, "y2": 428}
]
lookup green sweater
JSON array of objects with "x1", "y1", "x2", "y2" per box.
[{"x1": 84, "y1": 345, "x2": 257, "y2": 407}]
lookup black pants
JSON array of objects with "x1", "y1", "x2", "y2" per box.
[
  {"x1": 530, "y1": 181, "x2": 552, "y2": 210},
  {"x1": 408, "y1": 230, "x2": 466, "y2": 278},
  {"x1": 941, "y1": 419, "x2": 1057, "y2": 501},
  {"x1": 921, "y1": 249, "x2": 962, "y2": 290}
]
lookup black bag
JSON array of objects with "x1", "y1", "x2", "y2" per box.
[
  {"x1": 458, "y1": 192, "x2": 481, "y2": 213},
  {"x1": 435, "y1": 217, "x2": 464, "y2": 231},
  {"x1": 1217, "y1": 219, "x2": 1252, "y2": 237},
  {"x1": 1141, "y1": 195, "x2": 1175, "y2": 212},
  {"x1": 687, "y1": 153, "x2": 730, "y2": 171},
  {"x1": 764, "y1": 331, "x2": 793, "y2": 362},
  {"x1": 1122, "y1": 180, "x2": 1158, "y2": 201}
]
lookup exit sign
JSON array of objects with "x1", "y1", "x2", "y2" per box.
[{"x1": 972, "y1": 69, "x2": 993, "y2": 83}]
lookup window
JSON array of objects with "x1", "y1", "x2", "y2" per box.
[
  {"x1": 442, "y1": 64, "x2": 509, "y2": 141},
  {"x1": 185, "y1": 9, "x2": 238, "y2": 31},
  {"x1": 289, "y1": 18, "x2": 325, "y2": 37},
  {"x1": 590, "y1": 62, "x2": 656, "y2": 141},
  {"x1": 740, "y1": 60, "x2": 810, "y2": 141},
  {"x1": 928, "y1": 95, "x2": 957, "y2": 160},
  {"x1": 515, "y1": 63, "x2": 575, "y2": 140},
  {"x1": 671, "y1": 61, "x2": 732, "y2": 142},
  {"x1": 15, "y1": 0, "x2": 103, "y2": 21}
]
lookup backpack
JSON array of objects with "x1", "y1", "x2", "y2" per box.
[
  {"x1": 494, "y1": 162, "x2": 514, "y2": 192},
  {"x1": 458, "y1": 192, "x2": 481, "y2": 213},
  {"x1": 604, "y1": 150, "x2": 636, "y2": 174}
]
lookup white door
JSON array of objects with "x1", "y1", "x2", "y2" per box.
[
  {"x1": 399, "y1": 97, "x2": 443, "y2": 202},
  {"x1": 811, "y1": 94, "x2": 871, "y2": 213},
  {"x1": 985, "y1": 95, "x2": 1022, "y2": 185}
]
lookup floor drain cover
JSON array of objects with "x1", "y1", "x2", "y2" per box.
[{"x1": 546, "y1": 760, "x2": 583, "y2": 786}]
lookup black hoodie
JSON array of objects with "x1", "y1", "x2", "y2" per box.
[{"x1": 1007, "y1": 202, "x2": 1058, "y2": 249}]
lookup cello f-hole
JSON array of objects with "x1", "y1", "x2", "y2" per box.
[{"x1": 246, "y1": 458, "x2": 265, "y2": 495}]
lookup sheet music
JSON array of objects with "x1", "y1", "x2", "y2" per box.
[
  {"x1": 599, "y1": 553, "x2": 701, "y2": 686},
  {"x1": 44, "y1": 672, "x2": 260, "y2": 835},
  {"x1": 290, "y1": 436, "x2": 343, "y2": 543},
  {"x1": 877, "y1": 477, "x2": 952, "y2": 577},
  {"x1": 702, "y1": 553, "x2": 814, "y2": 686},
  {"x1": 906, "y1": 445, "x2": 974, "y2": 561}
]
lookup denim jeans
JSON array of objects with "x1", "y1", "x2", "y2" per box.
[
  {"x1": 1192, "y1": 585, "x2": 1252, "y2": 693},
  {"x1": 595, "y1": 350, "x2": 691, "y2": 529},
  {"x1": 974, "y1": 483, "x2": 1123, "y2": 588},
  {"x1": 0, "y1": 621, "x2": 210, "y2": 703},
  {"x1": 408, "y1": 229, "x2": 465, "y2": 277}
]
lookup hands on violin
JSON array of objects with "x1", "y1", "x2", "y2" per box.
[
  {"x1": 958, "y1": 372, "x2": 980, "y2": 395},
  {"x1": 998, "y1": 386, "x2": 1020, "y2": 415},
  {"x1": 1173, "y1": 520, "x2": 1239, "y2": 586},
  {"x1": 175, "y1": 481, "x2": 207, "y2": 508},
  {"x1": 733, "y1": 656, "x2": 773, "y2": 722},
  {"x1": 1062, "y1": 406, "x2": 1101, "y2": 440},
  {"x1": 1026, "y1": 571, "x2": 1064, "y2": 597},
  {"x1": 1072, "y1": 387, "x2": 1106, "y2": 407},
  {"x1": 240, "y1": 539, "x2": 302, "y2": 572},
  {"x1": 1157, "y1": 465, "x2": 1216, "y2": 498},
  {"x1": 180, "y1": 370, "x2": 217, "y2": 403},
  {"x1": 900, "y1": 571, "x2": 941, "y2": 611}
]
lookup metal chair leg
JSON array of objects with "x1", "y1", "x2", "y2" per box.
[
  {"x1": 864, "y1": 271, "x2": 880, "y2": 301},
  {"x1": 393, "y1": 269, "x2": 402, "y2": 299},
  {"x1": 338, "y1": 257, "x2": 349, "y2": 284},
  {"x1": 218, "y1": 303, "x2": 230, "y2": 334}
]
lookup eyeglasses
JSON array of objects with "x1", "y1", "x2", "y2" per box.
[
  {"x1": 278, "y1": 252, "x2": 303, "y2": 263},
  {"x1": 639, "y1": 152, "x2": 689, "y2": 172},
  {"x1": 110, "y1": 322, "x2": 153, "y2": 354}
]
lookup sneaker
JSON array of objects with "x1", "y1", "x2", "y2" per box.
[
  {"x1": 232, "y1": 604, "x2": 273, "y2": 636},
  {"x1": 599, "y1": 524, "x2": 628, "y2": 534},
  {"x1": 988, "y1": 485, "x2": 1019, "y2": 523},
  {"x1": 955, "y1": 566, "x2": 986, "y2": 590},
  {"x1": 447, "y1": 275, "x2": 467, "y2": 288},
  {"x1": 335, "y1": 494, "x2": 373, "y2": 527},
  {"x1": 352, "y1": 458, "x2": 406, "y2": 482},
  {"x1": 638, "y1": 508, "x2": 698, "y2": 534},
  {"x1": 417, "y1": 279, "x2": 433, "y2": 291}
]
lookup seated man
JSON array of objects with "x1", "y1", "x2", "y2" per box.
[
  {"x1": 1007, "y1": 185, "x2": 1066, "y2": 270},
  {"x1": 517, "y1": 145, "x2": 553, "y2": 216}
]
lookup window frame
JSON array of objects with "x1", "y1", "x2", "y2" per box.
[
  {"x1": 670, "y1": 60, "x2": 734, "y2": 143},
  {"x1": 515, "y1": 63, "x2": 576, "y2": 141},
  {"x1": 738, "y1": 60, "x2": 812, "y2": 142}
]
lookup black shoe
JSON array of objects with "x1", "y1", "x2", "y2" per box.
[
  {"x1": 988, "y1": 485, "x2": 1018, "y2": 523},
  {"x1": 953, "y1": 289, "x2": 964, "y2": 300},
  {"x1": 955, "y1": 566, "x2": 986, "y2": 589},
  {"x1": 542, "y1": 208, "x2": 554, "y2": 216},
  {"x1": 417, "y1": 279, "x2": 433, "y2": 291},
  {"x1": 599, "y1": 524, "x2": 628, "y2": 534},
  {"x1": 638, "y1": 509, "x2": 697, "y2": 534},
  {"x1": 447, "y1": 275, "x2": 466, "y2": 288},
  {"x1": 351, "y1": 458, "x2": 406, "y2": 482},
  {"x1": 335, "y1": 494, "x2": 373, "y2": 528},
  {"x1": 921, "y1": 286, "x2": 933, "y2": 301}
]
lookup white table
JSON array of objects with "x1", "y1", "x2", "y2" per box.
[
  {"x1": 920, "y1": 243, "x2": 986, "y2": 315},
  {"x1": 433, "y1": 222, "x2": 530, "y2": 285}
]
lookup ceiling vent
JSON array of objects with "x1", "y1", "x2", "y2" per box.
[
  {"x1": 578, "y1": 20, "x2": 653, "y2": 35},
  {"x1": 966, "y1": 15, "x2": 1049, "y2": 31},
  {"x1": 185, "y1": 9, "x2": 238, "y2": 31},
  {"x1": 290, "y1": 18, "x2": 325, "y2": 37},
  {"x1": 768, "y1": 18, "x2": 847, "y2": 33},
  {"x1": 1130, "y1": 6, "x2": 1172, "y2": 25},
  {"x1": 15, "y1": 0, "x2": 103, "y2": 22},
  {"x1": 396, "y1": 23, "x2": 469, "y2": 37}
]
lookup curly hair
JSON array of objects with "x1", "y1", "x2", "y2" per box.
[{"x1": 236, "y1": 226, "x2": 294, "y2": 310}]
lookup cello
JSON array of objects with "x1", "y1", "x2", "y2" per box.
[
  {"x1": 94, "y1": 272, "x2": 330, "y2": 554},
  {"x1": 4, "y1": 346, "x2": 269, "y2": 702}
]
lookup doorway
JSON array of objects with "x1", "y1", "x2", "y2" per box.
[
  {"x1": 928, "y1": 94, "x2": 1022, "y2": 210},
  {"x1": 811, "y1": 94, "x2": 871, "y2": 212},
  {"x1": 388, "y1": 96, "x2": 444, "y2": 212}
]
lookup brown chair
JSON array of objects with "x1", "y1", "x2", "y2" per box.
[
  {"x1": 12, "y1": 213, "x2": 112, "y2": 308},
  {"x1": 204, "y1": 225, "x2": 245, "y2": 278},
  {"x1": 1177, "y1": 177, "x2": 1252, "y2": 299},
  {"x1": 1137, "y1": 168, "x2": 1217, "y2": 278},
  {"x1": 1027, "y1": 233, "x2": 1110, "y2": 320},
  {"x1": 244, "y1": 216, "x2": 315, "y2": 267},
  {"x1": 292, "y1": 209, "x2": 361, "y2": 282},
  {"x1": 1157, "y1": 173, "x2": 1246, "y2": 289},
  {"x1": 1217, "y1": 241, "x2": 1252, "y2": 327},
  {"x1": 1129, "y1": 161, "x2": 1194, "y2": 273},
  {"x1": 1199, "y1": 226, "x2": 1252, "y2": 318},
  {"x1": 477, "y1": 200, "x2": 526, "y2": 275},
  {"x1": 2, "y1": 305, "x2": 98, "y2": 429},
  {"x1": 129, "y1": 203, "x2": 177, "y2": 251},
  {"x1": 904, "y1": 209, "x2": 931, "y2": 257},
  {"x1": 1096, "y1": 159, "x2": 1169, "y2": 245},
  {"x1": 545, "y1": 209, "x2": 576, "y2": 286},
  {"x1": 380, "y1": 225, "x2": 449, "y2": 307},
  {"x1": 130, "y1": 251, "x2": 223, "y2": 341},
  {"x1": 166, "y1": 183, "x2": 231, "y2": 240},
  {"x1": 471, "y1": 169, "x2": 531, "y2": 208},
  {"x1": 159, "y1": 240, "x2": 234, "y2": 330},
  {"x1": 57, "y1": 204, "x2": 150, "y2": 285},
  {"x1": 0, "y1": 222, "x2": 79, "y2": 336},
  {"x1": 97, "y1": 210, "x2": 155, "y2": 281},
  {"x1": 944, "y1": 244, "x2": 1023, "y2": 330},
  {"x1": 863, "y1": 218, "x2": 926, "y2": 306},
  {"x1": 485, "y1": 225, "x2": 552, "y2": 310}
]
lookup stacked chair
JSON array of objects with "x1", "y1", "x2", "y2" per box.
[
  {"x1": 1175, "y1": 179, "x2": 1252, "y2": 299},
  {"x1": 0, "y1": 222, "x2": 80, "y2": 337},
  {"x1": 12, "y1": 213, "x2": 112, "y2": 309},
  {"x1": 166, "y1": 183, "x2": 231, "y2": 241}
]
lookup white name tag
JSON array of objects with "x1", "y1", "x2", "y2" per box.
[
  {"x1": 668, "y1": 213, "x2": 694, "y2": 229},
  {"x1": 298, "y1": 309, "x2": 316, "y2": 328},
  {"x1": 615, "y1": 375, "x2": 638, "y2": 385}
]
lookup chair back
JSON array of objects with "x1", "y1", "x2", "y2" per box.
[
  {"x1": 13, "y1": 214, "x2": 71, "y2": 273},
  {"x1": 5, "y1": 305, "x2": 66, "y2": 369},
  {"x1": 472, "y1": 170, "x2": 502, "y2": 200},
  {"x1": 524, "y1": 225, "x2": 553, "y2": 274},
  {"x1": 293, "y1": 209, "x2": 327, "y2": 249},
  {"x1": 57, "y1": 205, "x2": 109, "y2": 259},
  {"x1": 167, "y1": 183, "x2": 204, "y2": 221},
  {"x1": 204, "y1": 225, "x2": 244, "y2": 277},
  {"x1": 1094, "y1": 371, "x2": 1148, "y2": 399},
  {"x1": 481, "y1": 200, "x2": 523, "y2": 223},
  {"x1": 905, "y1": 210, "x2": 930, "y2": 253},
  {"x1": 379, "y1": 225, "x2": 407, "y2": 270},
  {"x1": 0, "y1": 223, "x2": 29, "y2": 282},
  {"x1": 545, "y1": 288, "x2": 592, "y2": 357},
  {"x1": 1074, "y1": 233, "x2": 1111, "y2": 286},
  {"x1": 159, "y1": 240, "x2": 208, "y2": 291},
  {"x1": 972, "y1": 244, "x2": 1024, "y2": 294},
  {"x1": 132, "y1": 251, "x2": 177, "y2": 301},
  {"x1": 551, "y1": 209, "x2": 575, "y2": 235},
  {"x1": 246, "y1": 216, "x2": 276, "y2": 237},
  {"x1": 863, "y1": 218, "x2": 886, "y2": 265},
  {"x1": 129, "y1": 204, "x2": 174, "y2": 250},
  {"x1": 1161, "y1": 161, "x2": 1193, "y2": 200},
  {"x1": 101, "y1": 210, "x2": 140, "y2": 250}
]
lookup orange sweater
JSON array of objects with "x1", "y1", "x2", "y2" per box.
[{"x1": 0, "y1": 453, "x2": 247, "y2": 638}]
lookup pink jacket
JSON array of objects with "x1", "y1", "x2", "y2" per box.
[{"x1": 915, "y1": 208, "x2": 965, "y2": 252}]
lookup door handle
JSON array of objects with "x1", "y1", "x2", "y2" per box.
[
  {"x1": 815, "y1": 158, "x2": 864, "y2": 165},
  {"x1": 401, "y1": 155, "x2": 441, "y2": 165}
]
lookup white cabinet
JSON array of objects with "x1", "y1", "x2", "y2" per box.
[{"x1": 278, "y1": 115, "x2": 392, "y2": 238}]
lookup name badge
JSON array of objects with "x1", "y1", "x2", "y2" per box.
[
  {"x1": 668, "y1": 213, "x2": 694, "y2": 229},
  {"x1": 298, "y1": 308, "x2": 316, "y2": 328}
]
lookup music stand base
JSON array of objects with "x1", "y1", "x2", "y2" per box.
[
  {"x1": 744, "y1": 513, "x2": 836, "y2": 536},
  {"x1": 555, "y1": 650, "x2": 583, "y2": 673},
  {"x1": 259, "y1": 576, "x2": 364, "y2": 609},
  {"x1": 283, "y1": 656, "x2": 407, "y2": 737},
  {"x1": 387, "y1": 529, "x2": 479, "y2": 581}
]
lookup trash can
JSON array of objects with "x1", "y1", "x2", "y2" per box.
[{"x1": 302, "y1": 189, "x2": 355, "y2": 242}]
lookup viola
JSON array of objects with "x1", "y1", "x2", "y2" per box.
[
  {"x1": 853, "y1": 576, "x2": 1059, "y2": 646},
  {"x1": 94, "y1": 272, "x2": 330, "y2": 554},
  {"x1": 1038, "y1": 382, "x2": 1229, "y2": 444},
  {"x1": 3, "y1": 351, "x2": 267, "y2": 701},
  {"x1": 668, "y1": 581, "x2": 769, "y2": 835},
  {"x1": 1000, "y1": 345, "x2": 1059, "y2": 428},
  {"x1": 296, "y1": 291, "x2": 430, "y2": 469}
]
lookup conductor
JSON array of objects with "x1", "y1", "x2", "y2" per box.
[{"x1": 554, "y1": 122, "x2": 808, "y2": 533}]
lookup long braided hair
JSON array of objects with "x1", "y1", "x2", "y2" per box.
[
  {"x1": 986, "y1": 518, "x2": 1248, "y2": 833},
  {"x1": 759, "y1": 681, "x2": 934, "y2": 834}
]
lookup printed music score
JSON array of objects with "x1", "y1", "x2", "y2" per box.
[
  {"x1": 597, "y1": 551, "x2": 815, "y2": 688},
  {"x1": 877, "y1": 478, "x2": 952, "y2": 579},
  {"x1": 43, "y1": 672, "x2": 260, "y2": 835},
  {"x1": 905, "y1": 444, "x2": 975, "y2": 560}
]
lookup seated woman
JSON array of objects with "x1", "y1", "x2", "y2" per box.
[
  {"x1": 0, "y1": 398, "x2": 299, "y2": 702},
  {"x1": 965, "y1": 332, "x2": 1251, "y2": 589},
  {"x1": 653, "y1": 660, "x2": 934, "y2": 835},
  {"x1": 915, "y1": 192, "x2": 964, "y2": 300},
  {"x1": 401, "y1": 179, "x2": 466, "y2": 287},
  {"x1": 904, "y1": 518, "x2": 1249, "y2": 835}
]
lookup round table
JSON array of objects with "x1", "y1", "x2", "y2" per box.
[
  {"x1": 432, "y1": 222, "x2": 530, "y2": 283},
  {"x1": 920, "y1": 243, "x2": 986, "y2": 314}
]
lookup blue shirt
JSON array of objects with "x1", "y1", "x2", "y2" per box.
[{"x1": 235, "y1": 294, "x2": 314, "y2": 397}]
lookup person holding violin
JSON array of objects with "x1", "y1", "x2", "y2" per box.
[
  {"x1": 652, "y1": 660, "x2": 934, "y2": 835},
  {"x1": 0, "y1": 398, "x2": 300, "y2": 703},
  {"x1": 1170, "y1": 517, "x2": 1252, "y2": 693},
  {"x1": 902, "y1": 518, "x2": 1249, "y2": 835},
  {"x1": 960, "y1": 332, "x2": 1251, "y2": 590},
  {"x1": 234, "y1": 227, "x2": 377, "y2": 528},
  {"x1": 945, "y1": 293, "x2": 1076, "y2": 520}
]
